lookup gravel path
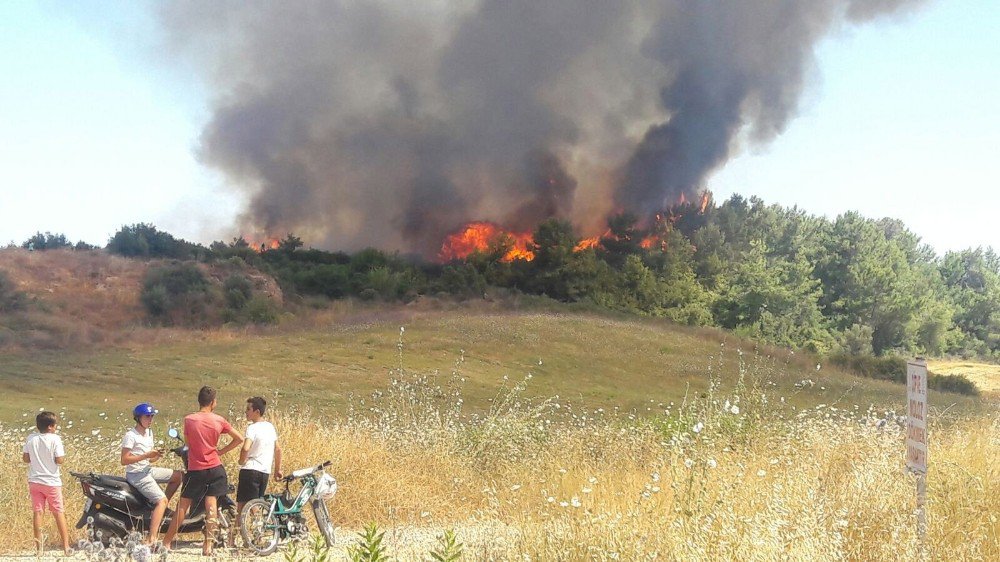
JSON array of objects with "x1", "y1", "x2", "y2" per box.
[{"x1": 3, "y1": 522, "x2": 516, "y2": 561}]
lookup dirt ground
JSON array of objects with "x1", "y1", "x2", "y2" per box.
[{"x1": 3, "y1": 523, "x2": 506, "y2": 561}]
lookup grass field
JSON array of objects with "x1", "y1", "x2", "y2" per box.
[
  {"x1": 0, "y1": 308, "x2": 996, "y2": 559},
  {"x1": 0, "y1": 307, "x2": 984, "y2": 423}
]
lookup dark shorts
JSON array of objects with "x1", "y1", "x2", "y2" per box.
[
  {"x1": 181, "y1": 465, "x2": 228, "y2": 500},
  {"x1": 237, "y1": 469, "x2": 270, "y2": 503}
]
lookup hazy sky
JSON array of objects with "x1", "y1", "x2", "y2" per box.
[{"x1": 1, "y1": 0, "x2": 997, "y2": 255}]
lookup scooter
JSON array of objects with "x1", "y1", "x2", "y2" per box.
[{"x1": 70, "y1": 427, "x2": 237, "y2": 545}]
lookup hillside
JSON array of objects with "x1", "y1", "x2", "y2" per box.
[
  {"x1": 0, "y1": 247, "x2": 990, "y2": 421},
  {"x1": 0, "y1": 248, "x2": 280, "y2": 349},
  {"x1": 0, "y1": 307, "x2": 986, "y2": 423}
]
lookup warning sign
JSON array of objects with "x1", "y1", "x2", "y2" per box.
[{"x1": 906, "y1": 359, "x2": 928, "y2": 474}]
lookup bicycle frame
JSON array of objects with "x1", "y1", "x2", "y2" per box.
[{"x1": 263, "y1": 474, "x2": 317, "y2": 529}]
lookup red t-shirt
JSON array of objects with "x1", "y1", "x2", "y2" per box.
[{"x1": 183, "y1": 411, "x2": 233, "y2": 471}]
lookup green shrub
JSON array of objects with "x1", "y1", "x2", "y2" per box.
[
  {"x1": 291, "y1": 264, "x2": 351, "y2": 298},
  {"x1": 828, "y1": 353, "x2": 905, "y2": 383},
  {"x1": 140, "y1": 262, "x2": 218, "y2": 326},
  {"x1": 242, "y1": 296, "x2": 280, "y2": 325},
  {"x1": 928, "y1": 372, "x2": 980, "y2": 396},
  {"x1": 223, "y1": 274, "x2": 254, "y2": 309},
  {"x1": 22, "y1": 231, "x2": 71, "y2": 251},
  {"x1": 107, "y1": 223, "x2": 202, "y2": 259},
  {"x1": 830, "y1": 353, "x2": 980, "y2": 396},
  {"x1": 0, "y1": 270, "x2": 27, "y2": 312}
]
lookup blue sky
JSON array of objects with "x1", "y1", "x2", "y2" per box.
[{"x1": 1, "y1": 0, "x2": 997, "y2": 254}]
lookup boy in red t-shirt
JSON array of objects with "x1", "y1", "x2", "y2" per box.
[{"x1": 163, "y1": 386, "x2": 243, "y2": 556}]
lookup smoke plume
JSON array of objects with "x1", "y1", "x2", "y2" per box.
[{"x1": 157, "y1": 0, "x2": 925, "y2": 257}]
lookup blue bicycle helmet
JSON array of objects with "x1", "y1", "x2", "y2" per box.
[{"x1": 132, "y1": 403, "x2": 157, "y2": 420}]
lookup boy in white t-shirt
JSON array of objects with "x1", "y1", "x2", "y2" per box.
[
  {"x1": 234, "y1": 396, "x2": 282, "y2": 545},
  {"x1": 121, "y1": 402, "x2": 183, "y2": 545},
  {"x1": 23, "y1": 411, "x2": 70, "y2": 555}
]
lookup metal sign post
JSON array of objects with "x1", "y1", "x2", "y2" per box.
[{"x1": 906, "y1": 358, "x2": 928, "y2": 543}]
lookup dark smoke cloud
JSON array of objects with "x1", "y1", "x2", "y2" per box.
[{"x1": 157, "y1": 0, "x2": 925, "y2": 257}]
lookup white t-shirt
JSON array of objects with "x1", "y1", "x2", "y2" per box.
[
  {"x1": 121, "y1": 427, "x2": 154, "y2": 474},
  {"x1": 243, "y1": 420, "x2": 277, "y2": 474},
  {"x1": 24, "y1": 432, "x2": 65, "y2": 486}
]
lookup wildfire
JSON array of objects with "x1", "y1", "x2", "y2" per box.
[
  {"x1": 438, "y1": 222, "x2": 535, "y2": 263},
  {"x1": 639, "y1": 235, "x2": 658, "y2": 249},
  {"x1": 436, "y1": 191, "x2": 712, "y2": 263},
  {"x1": 243, "y1": 237, "x2": 281, "y2": 252}
]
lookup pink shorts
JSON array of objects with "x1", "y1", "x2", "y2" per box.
[{"x1": 28, "y1": 482, "x2": 63, "y2": 513}]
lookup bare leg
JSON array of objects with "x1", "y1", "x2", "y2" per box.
[
  {"x1": 32, "y1": 511, "x2": 43, "y2": 554},
  {"x1": 148, "y1": 498, "x2": 168, "y2": 545},
  {"x1": 53, "y1": 511, "x2": 70, "y2": 555},
  {"x1": 230, "y1": 501, "x2": 245, "y2": 548},
  {"x1": 165, "y1": 471, "x2": 182, "y2": 500},
  {"x1": 203, "y1": 496, "x2": 218, "y2": 556},
  {"x1": 162, "y1": 497, "x2": 192, "y2": 550}
]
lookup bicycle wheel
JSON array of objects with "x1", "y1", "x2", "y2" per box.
[
  {"x1": 240, "y1": 498, "x2": 280, "y2": 556},
  {"x1": 312, "y1": 499, "x2": 335, "y2": 547}
]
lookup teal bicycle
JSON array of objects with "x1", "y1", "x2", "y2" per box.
[{"x1": 239, "y1": 460, "x2": 337, "y2": 555}]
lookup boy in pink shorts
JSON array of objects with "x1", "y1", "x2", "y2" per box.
[{"x1": 23, "y1": 411, "x2": 70, "y2": 555}]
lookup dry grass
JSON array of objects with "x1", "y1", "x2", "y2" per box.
[
  {"x1": 930, "y1": 360, "x2": 1000, "y2": 396},
  {"x1": 1, "y1": 348, "x2": 996, "y2": 560},
  {"x1": 0, "y1": 249, "x2": 147, "y2": 329},
  {"x1": 0, "y1": 249, "x2": 148, "y2": 349}
]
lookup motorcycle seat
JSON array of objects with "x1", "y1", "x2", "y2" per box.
[
  {"x1": 94, "y1": 474, "x2": 132, "y2": 491},
  {"x1": 93, "y1": 474, "x2": 155, "y2": 505}
]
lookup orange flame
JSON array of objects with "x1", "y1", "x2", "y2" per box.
[
  {"x1": 574, "y1": 236, "x2": 600, "y2": 251},
  {"x1": 699, "y1": 192, "x2": 710, "y2": 214},
  {"x1": 439, "y1": 222, "x2": 535, "y2": 262},
  {"x1": 242, "y1": 237, "x2": 282, "y2": 252}
]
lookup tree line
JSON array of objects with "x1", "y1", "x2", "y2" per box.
[{"x1": 9, "y1": 195, "x2": 999, "y2": 360}]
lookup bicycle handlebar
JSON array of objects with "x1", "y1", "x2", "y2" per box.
[{"x1": 285, "y1": 460, "x2": 332, "y2": 481}]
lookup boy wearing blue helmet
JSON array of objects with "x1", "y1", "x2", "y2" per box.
[{"x1": 121, "y1": 402, "x2": 182, "y2": 545}]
